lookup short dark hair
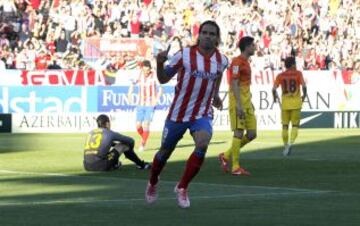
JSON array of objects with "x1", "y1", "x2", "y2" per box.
[
  {"x1": 238, "y1": 36, "x2": 254, "y2": 52},
  {"x1": 284, "y1": 56, "x2": 296, "y2": 69},
  {"x1": 96, "y1": 114, "x2": 110, "y2": 128},
  {"x1": 142, "y1": 60, "x2": 151, "y2": 68},
  {"x1": 198, "y1": 20, "x2": 221, "y2": 47}
]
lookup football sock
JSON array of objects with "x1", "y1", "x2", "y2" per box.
[
  {"x1": 149, "y1": 152, "x2": 167, "y2": 186},
  {"x1": 224, "y1": 136, "x2": 241, "y2": 160},
  {"x1": 240, "y1": 136, "x2": 250, "y2": 148},
  {"x1": 290, "y1": 127, "x2": 298, "y2": 144},
  {"x1": 178, "y1": 148, "x2": 205, "y2": 189},
  {"x1": 136, "y1": 127, "x2": 143, "y2": 137},
  {"x1": 230, "y1": 137, "x2": 242, "y2": 171},
  {"x1": 124, "y1": 149, "x2": 144, "y2": 167},
  {"x1": 282, "y1": 128, "x2": 289, "y2": 145},
  {"x1": 142, "y1": 130, "x2": 150, "y2": 146}
]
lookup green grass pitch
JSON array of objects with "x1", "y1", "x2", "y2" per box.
[{"x1": 1, "y1": 129, "x2": 360, "y2": 226}]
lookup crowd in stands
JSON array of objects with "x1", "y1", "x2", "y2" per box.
[{"x1": 0, "y1": 0, "x2": 360, "y2": 72}]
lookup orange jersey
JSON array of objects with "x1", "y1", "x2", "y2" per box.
[
  {"x1": 274, "y1": 69, "x2": 305, "y2": 109},
  {"x1": 229, "y1": 55, "x2": 252, "y2": 108},
  {"x1": 229, "y1": 55, "x2": 251, "y2": 86}
]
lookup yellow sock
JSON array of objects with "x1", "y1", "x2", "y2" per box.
[
  {"x1": 224, "y1": 136, "x2": 240, "y2": 160},
  {"x1": 290, "y1": 127, "x2": 298, "y2": 144},
  {"x1": 230, "y1": 137, "x2": 241, "y2": 171},
  {"x1": 240, "y1": 136, "x2": 250, "y2": 148},
  {"x1": 224, "y1": 145, "x2": 231, "y2": 160},
  {"x1": 282, "y1": 129, "x2": 289, "y2": 145}
]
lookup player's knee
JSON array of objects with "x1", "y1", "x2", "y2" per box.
[
  {"x1": 126, "y1": 138, "x2": 135, "y2": 150},
  {"x1": 114, "y1": 143, "x2": 129, "y2": 153},
  {"x1": 195, "y1": 137, "x2": 210, "y2": 150},
  {"x1": 246, "y1": 133, "x2": 257, "y2": 141},
  {"x1": 143, "y1": 121, "x2": 150, "y2": 129},
  {"x1": 234, "y1": 129, "x2": 244, "y2": 139},
  {"x1": 192, "y1": 133, "x2": 211, "y2": 150},
  {"x1": 195, "y1": 143, "x2": 208, "y2": 152},
  {"x1": 283, "y1": 125, "x2": 289, "y2": 130}
]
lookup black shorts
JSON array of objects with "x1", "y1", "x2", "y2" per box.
[{"x1": 84, "y1": 150, "x2": 120, "y2": 171}]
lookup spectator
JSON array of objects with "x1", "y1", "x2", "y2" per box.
[
  {"x1": 1, "y1": 0, "x2": 17, "y2": 21},
  {"x1": 0, "y1": 33, "x2": 9, "y2": 47},
  {"x1": 47, "y1": 56, "x2": 62, "y2": 69},
  {"x1": 15, "y1": 47, "x2": 27, "y2": 69},
  {"x1": 18, "y1": 23, "x2": 30, "y2": 43},
  {"x1": 55, "y1": 30, "x2": 69, "y2": 56},
  {"x1": 0, "y1": 0, "x2": 359, "y2": 70},
  {"x1": 35, "y1": 48, "x2": 51, "y2": 70},
  {"x1": 130, "y1": 13, "x2": 141, "y2": 37},
  {"x1": 62, "y1": 7, "x2": 77, "y2": 41},
  {"x1": 23, "y1": 39, "x2": 37, "y2": 70}
]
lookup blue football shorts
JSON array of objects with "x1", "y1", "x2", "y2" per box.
[
  {"x1": 136, "y1": 106, "x2": 155, "y2": 122},
  {"x1": 160, "y1": 117, "x2": 213, "y2": 150}
]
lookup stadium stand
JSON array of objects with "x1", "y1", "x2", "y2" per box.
[{"x1": 0, "y1": 0, "x2": 359, "y2": 71}]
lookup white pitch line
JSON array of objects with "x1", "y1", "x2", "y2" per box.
[
  {"x1": 302, "y1": 158, "x2": 324, "y2": 161},
  {"x1": 0, "y1": 169, "x2": 330, "y2": 193},
  {"x1": 0, "y1": 190, "x2": 332, "y2": 207},
  {"x1": 0, "y1": 169, "x2": 71, "y2": 177}
]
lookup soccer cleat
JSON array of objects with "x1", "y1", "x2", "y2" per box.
[
  {"x1": 283, "y1": 144, "x2": 292, "y2": 156},
  {"x1": 231, "y1": 167, "x2": 251, "y2": 176},
  {"x1": 113, "y1": 161, "x2": 122, "y2": 170},
  {"x1": 143, "y1": 162, "x2": 152, "y2": 170},
  {"x1": 174, "y1": 184, "x2": 190, "y2": 208},
  {"x1": 137, "y1": 161, "x2": 152, "y2": 170},
  {"x1": 218, "y1": 153, "x2": 230, "y2": 173},
  {"x1": 145, "y1": 182, "x2": 157, "y2": 204}
]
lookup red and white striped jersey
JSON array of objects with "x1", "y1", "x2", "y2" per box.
[
  {"x1": 165, "y1": 46, "x2": 228, "y2": 122},
  {"x1": 135, "y1": 71, "x2": 161, "y2": 107}
]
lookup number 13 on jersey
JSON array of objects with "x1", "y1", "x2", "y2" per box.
[{"x1": 84, "y1": 133, "x2": 103, "y2": 150}]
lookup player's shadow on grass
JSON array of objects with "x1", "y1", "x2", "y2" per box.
[
  {"x1": 146, "y1": 140, "x2": 227, "y2": 151},
  {"x1": 1, "y1": 134, "x2": 359, "y2": 208}
]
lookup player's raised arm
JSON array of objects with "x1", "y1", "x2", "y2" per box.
[
  {"x1": 156, "y1": 45, "x2": 183, "y2": 84},
  {"x1": 156, "y1": 48, "x2": 171, "y2": 84}
]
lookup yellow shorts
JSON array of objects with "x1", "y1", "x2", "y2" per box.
[
  {"x1": 281, "y1": 109, "x2": 301, "y2": 126},
  {"x1": 229, "y1": 105, "x2": 257, "y2": 131}
]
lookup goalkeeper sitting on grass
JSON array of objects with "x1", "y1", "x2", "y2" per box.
[{"x1": 83, "y1": 114, "x2": 151, "y2": 171}]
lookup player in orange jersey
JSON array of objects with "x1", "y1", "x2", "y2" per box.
[
  {"x1": 218, "y1": 36, "x2": 257, "y2": 176},
  {"x1": 272, "y1": 56, "x2": 307, "y2": 156}
]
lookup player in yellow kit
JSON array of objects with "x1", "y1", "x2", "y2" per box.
[
  {"x1": 218, "y1": 36, "x2": 257, "y2": 176},
  {"x1": 272, "y1": 56, "x2": 307, "y2": 156}
]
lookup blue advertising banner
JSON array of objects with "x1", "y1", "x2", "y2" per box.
[
  {"x1": 97, "y1": 86, "x2": 174, "y2": 112},
  {"x1": 0, "y1": 86, "x2": 98, "y2": 113}
]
